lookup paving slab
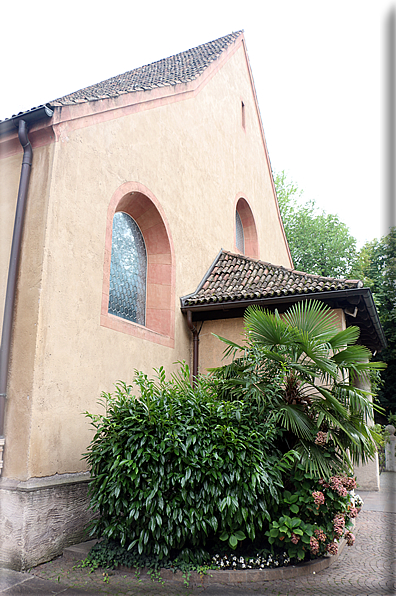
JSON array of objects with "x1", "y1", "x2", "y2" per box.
[{"x1": 0, "y1": 567, "x2": 83, "y2": 595}]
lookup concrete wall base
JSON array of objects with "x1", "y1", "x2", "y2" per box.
[{"x1": 0, "y1": 472, "x2": 94, "y2": 571}]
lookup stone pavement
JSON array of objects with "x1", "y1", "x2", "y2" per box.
[{"x1": 1, "y1": 473, "x2": 395, "y2": 595}]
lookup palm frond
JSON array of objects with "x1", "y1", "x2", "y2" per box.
[
  {"x1": 329, "y1": 326, "x2": 360, "y2": 350},
  {"x1": 210, "y1": 334, "x2": 245, "y2": 361},
  {"x1": 331, "y1": 344, "x2": 373, "y2": 366},
  {"x1": 282, "y1": 300, "x2": 339, "y2": 342},
  {"x1": 244, "y1": 306, "x2": 294, "y2": 347},
  {"x1": 311, "y1": 386, "x2": 349, "y2": 418},
  {"x1": 333, "y1": 384, "x2": 377, "y2": 420},
  {"x1": 272, "y1": 403, "x2": 315, "y2": 440},
  {"x1": 294, "y1": 441, "x2": 346, "y2": 477}
]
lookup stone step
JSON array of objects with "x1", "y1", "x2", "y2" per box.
[{"x1": 63, "y1": 539, "x2": 98, "y2": 562}]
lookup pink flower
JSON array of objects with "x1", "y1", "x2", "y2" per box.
[
  {"x1": 315, "y1": 430, "x2": 327, "y2": 445},
  {"x1": 329, "y1": 476, "x2": 348, "y2": 497},
  {"x1": 345, "y1": 531, "x2": 355, "y2": 546},
  {"x1": 348, "y1": 507, "x2": 358, "y2": 518},
  {"x1": 326, "y1": 541, "x2": 338, "y2": 556},
  {"x1": 291, "y1": 532, "x2": 300, "y2": 544},
  {"x1": 310, "y1": 536, "x2": 319, "y2": 554},
  {"x1": 315, "y1": 431, "x2": 328, "y2": 446},
  {"x1": 342, "y1": 476, "x2": 357, "y2": 491},
  {"x1": 333, "y1": 514, "x2": 345, "y2": 537},
  {"x1": 314, "y1": 528, "x2": 327, "y2": 542},
  {"x1": 312, "y1": 491, "x2": 325, "y2": 507}
]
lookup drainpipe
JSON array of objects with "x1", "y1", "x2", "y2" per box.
[
  {"x1": 0, "y1": 120, "x2": 33, "y2": 444},
  {"x1": 0, "y1": 105, "x2": 53, "y2": 474},
  {"x1": 186, "y1": 310, "x2": 199, "y2": 386}
]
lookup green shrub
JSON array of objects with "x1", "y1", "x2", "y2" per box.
[{"x1": 83, "y1": 364, "x2": 286, "y2": 560}]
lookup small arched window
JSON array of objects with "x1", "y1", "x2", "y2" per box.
[
  {"x1": 235, "y1": 210, "x2": 245, "y2": 253},
  {"x1": 108, "y1": 212, "x2": 147, "y2": 325},
  {"x1": 234, "y1": 196, "x2": 259, "y2": 258}
]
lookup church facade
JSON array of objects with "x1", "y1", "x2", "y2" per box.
[{"x1": 0, "y1": 32, "x2": 385, "y2": 570}]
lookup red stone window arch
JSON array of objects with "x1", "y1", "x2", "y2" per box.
[
  {"x1": 235, "y1": 196, "x2": 259, "y2": 258},
  {"x1": 101, "y1": 182, "x2": 175, "y2": 348}
]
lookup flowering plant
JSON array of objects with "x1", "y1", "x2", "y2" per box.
[
  {"x1": 266, "y1": 514, "x2": 314, "y2": 560},
  {"x1": 265, "y1": 464, "x2": 360, "y2": 560}
]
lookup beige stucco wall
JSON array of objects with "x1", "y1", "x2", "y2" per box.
[
  {"x1": 0, "y1": 153, "x2": 22, "y2": 340},
  {"x1": 0, "y1": 144, "x2": 55, "y2": 480},
  {"x1": 2, "y1": 45, "x2": 291, "y2": 480},
  {"x1": 198, "y1": 307, "x2": 347, "y2": 374},
  {"x1": 198, "y1": 318, "x2": 246, "y2": 373}
]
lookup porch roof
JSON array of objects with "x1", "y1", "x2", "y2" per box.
[{"x1": 180, "y1": 250, "x2": 386, "y2": 352}]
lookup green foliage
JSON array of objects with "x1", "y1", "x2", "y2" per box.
[
  {"x1": 212, "y1": 300, "x2": 385, "y2": 478},
  {"x1": 274, "y1": 171, "x2": 358, "y2": 278},
  {"x1": 266, "y1": 515, "x2": 313, "y2": 560},
  {"x1": 83, "y1": 364, "x2": 285, "y2": 561},
  {"x1": 373, "y1": 424, "x2": 386, "y2": 473},
  {"x1": 388, "y1": 412, "x2": 396, "y2": 426},
  {"x1": 351, "y1": 228, "x2": 396, "y2": 413}
]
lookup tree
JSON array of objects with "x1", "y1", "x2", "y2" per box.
[
  {"x1": 213, "y1": 300, "x2": 385, "y2": 478},
  {"x1": 351, "y1": 228, "x2": 396, "y2": 413},
  {"x1": 275, "y1": 171, "x2": 358, "y2": 278}
]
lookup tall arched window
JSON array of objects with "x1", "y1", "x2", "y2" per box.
[
  {"x1": 101, "y1": 182, "x2": 175, "y2": 348},
  {"x1": 108, "y1": 212, "x2": 147, "y2": 325}
]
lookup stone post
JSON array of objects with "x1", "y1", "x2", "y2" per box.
[
  {"x1": 385, "y1": 425, "x2": 396, "y2": 472},
  {"x1": 353, "y1": 369, "x2": 380, "y2": 491}
]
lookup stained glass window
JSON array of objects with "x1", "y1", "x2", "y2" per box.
[
  {"x1": 236, "y1": 210, "x2": 245, "y2": 254},
  {"x1": 108, "y1": 212, "x2": 147, "y2": 325}
]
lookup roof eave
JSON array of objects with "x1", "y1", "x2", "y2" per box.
[
  {"x1": 0, "y1": 105, "x2": 53, "y2": 137},
  {"x1": 181, "y1": 287, "x2": 365, "y2": 311},
  {"x1": 181, "y1": 287, "x2": 386, "y2": 352}
]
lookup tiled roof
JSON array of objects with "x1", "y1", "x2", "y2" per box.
[
  {"x1": 181, "y1": 251, "x2": 363, "y2": 307},
  {"x1": 51, "y1": 32, "x2": 243, "y2": 106}
]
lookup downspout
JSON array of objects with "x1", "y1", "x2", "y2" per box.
[
  {"x1": 0, "y1": 120, "x2": 33, "y2": 471},
  {"x1": 186, "y1": 310, "x2": 199, "y2": 386}
]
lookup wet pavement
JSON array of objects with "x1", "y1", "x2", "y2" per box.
[{"x1": 1, "y1": 473, "x2": 395, "y2": 595}]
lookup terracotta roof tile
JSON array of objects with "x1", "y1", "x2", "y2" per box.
[
  {"x1": 51, "y1": 32, "x2": 243, "y2": 106},
  {"x1": 181, "y1": 251, "x2": 363, "y2": 307}
]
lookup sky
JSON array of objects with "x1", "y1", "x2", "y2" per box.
[{"x1": 1, "y1": 1, "x2": 394, "y2": 248}]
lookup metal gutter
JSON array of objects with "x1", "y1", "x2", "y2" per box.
[
  {"x1": 0, "y1": 105, "x2": 53, "y2": 137},
  {"x1": 0, "y1": 106, "x2": 53, "y2": 473}
]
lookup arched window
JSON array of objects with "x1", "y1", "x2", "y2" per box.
[
  {"x1": 235, "y1": 196, "x2": 259, "y2": 258},
  {"x1": 235, "y1": 210, "x2": 245, "y2": 253},
  {"x1": 108, "y1": 212, "x2": 147, "y2": 325},
  {"x1": 101, "y1": 182, "x2": 175, "y2": 348}
]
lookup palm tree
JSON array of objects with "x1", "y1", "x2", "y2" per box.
[{"x1": 212, "y1": 300, "x2": 386, "y2": 478}]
